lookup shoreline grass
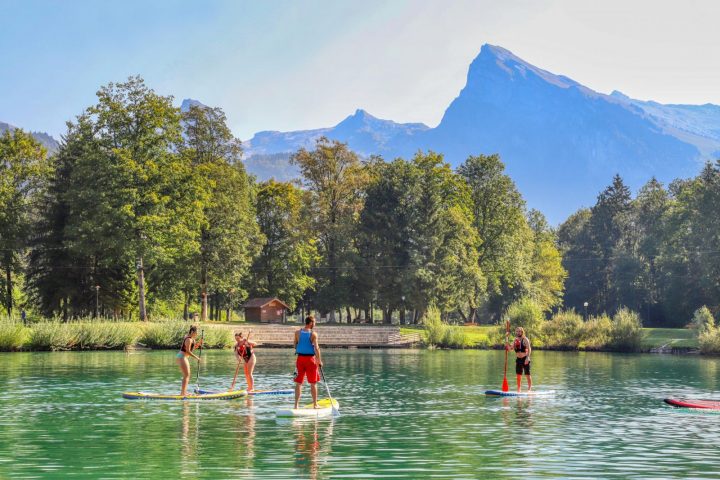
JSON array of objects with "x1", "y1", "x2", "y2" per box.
[{"x1": 0, "y1": 319, "x2": 234, "y2": 352}]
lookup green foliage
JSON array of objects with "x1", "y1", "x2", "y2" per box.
[
  {"x1": 699, "y1": 329, "x2": 720, "y2": 354},
  {"x1": 199, "y1": 326, "x2": 234, "y2": 349},
  {"x1": 139, "y1": 322, "x2": 188, "y2": 349},
  {"x1": 422, "y1": 306, "x2": 447, "y2": 347},
  {"x1": 28, "y1": 322, "x2": 78, "y2": 351},
  {"x1": 691, "y1": 306, "x2": 715, "y2": 336},
  {"x1": 504, "y1": 297, "x2": 545, "y2": 336},
  {"x1": 458, "y1": 154, "x2": 533, "y2": 320},
  {"x1": 0, "y1": 129, "x2": 49, "y2": 315},
  {"x1": 74, "y1": 322, "x2": 140, "y2": 349},
  {"x1": 421, "y1": 306, "x2": 471, "y2": 348},
  {"x1": 578, "y1": 314, "x2": 613, "y2": 350},
  {"x1": 292, "y1": 138, "x2": 369, "y2": 315},
  {"x1": 543, "y1": 310, "x2": 583, "y2": 348},
  {"x1": 251, "y1": 180, "x2": 317, "y2": 310},
  {"x1": 610, "y1": 308, "x2": 645, "y2": 352},
  {"x1": 0, "y1": 320, "x2": 29, "y2": 351}
]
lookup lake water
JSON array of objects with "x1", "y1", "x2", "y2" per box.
[{"x1": 1, "y1": 349, "x2": 720, "y2": 478}]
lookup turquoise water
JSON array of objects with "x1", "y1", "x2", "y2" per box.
[{"x1": 1, "y1": 349, "x2": 720, "y2": 478}]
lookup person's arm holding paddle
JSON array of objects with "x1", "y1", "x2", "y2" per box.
[
  {"x1": 311, "y1": 331, "x2": 323, "y2": 368},
  {"x1": 186, "y1": 337, "x2": 202, "y2": 362}
]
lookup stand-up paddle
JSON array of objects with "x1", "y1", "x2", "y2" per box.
[
  {"x1": 195, "y1": 329, "x2": 204, "y2": 392},
  {"x1": 230, "y1": 356, "x2": 242, "y2": 391},
  {"x1": 502, "y1": 319, "x2": 510, "y2": 392},
  {"x1": 320, "y1": 366, "x2": 339, "y2": 415}
]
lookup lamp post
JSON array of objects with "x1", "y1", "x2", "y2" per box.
[
  {"x1": 95, "y1": 285, "x2": 100, "y2": 318},
  {"x1": 583, "y1": 301, "x2": 588, "y2": 321},
  {"x1": 401, "y1": 295, "x2": 406, "y2": 325}
]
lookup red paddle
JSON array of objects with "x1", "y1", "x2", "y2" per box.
[{"x1": 502, "y1": 319, "x2": 510, "y2": 392}]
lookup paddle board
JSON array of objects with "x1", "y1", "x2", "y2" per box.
[
  {"x1": 123, "y1": 390, "x2": 247, "y2": 400},
  {"x1": 485, "y1": 389, "x2": 555, "y2": 397},
  {"x1": 276, "y1": 398, "x2": 339, "y2": 417},
  {"x1": 195, "y1": 388, "x2": 293, "y2": 396},
  {"x1": 664, "y1": 398, "x2": 720, "y2": 410}
]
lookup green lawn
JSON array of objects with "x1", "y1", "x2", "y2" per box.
[
  {"x1": 402, "y1": 325, "x2": 699, "y2": 350},
  {"x1": 401, "y1": 325, "x2": 499, "y2": 347},
  {"x1": 642, "y1": 327, "x2": 698, "y2": 349}
]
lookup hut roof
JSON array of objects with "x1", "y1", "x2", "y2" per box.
[{"x1": 242, "y1": 297, "x2": 290, "y2": 309}]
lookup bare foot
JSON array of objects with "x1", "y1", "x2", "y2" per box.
[{"x1": 313, "y1": 404, "x2": 319, "y2": 409}]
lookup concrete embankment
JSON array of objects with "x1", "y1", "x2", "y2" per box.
[{"x1": 210, "y1": 323, "x2": 422, "y2": 348}]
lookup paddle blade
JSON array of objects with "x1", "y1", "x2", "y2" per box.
[{"x1": 502, "y1": 375, "x2": 509, "y2": 392}]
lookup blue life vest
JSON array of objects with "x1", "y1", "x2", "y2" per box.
[{"x1": 296, "y1": 329, "x2": 315, "y2": 355}]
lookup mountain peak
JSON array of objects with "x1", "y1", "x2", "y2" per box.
[
  {"x1": 470, "y1": 44, "x2": 583, "y2": 91},
  {"x1": 180, "y1": 98, "x2": 208, "y2": 112}
]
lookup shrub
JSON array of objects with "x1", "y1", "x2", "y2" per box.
[
  {"x1": 610, "y1": 308, "x2": 644, "y2": 352},
  {"x1": 544, "y1": 310, "x2": 583, "y2": 348},
  {"x1": 699, "y1": 330, "x2": 720, "y2": 354},
  {"x1": 578, "y1": 314, "x2": 613, "y2": 350},
  {"x1": 28, "y1": 322, "x2": 78, "y2": 350},
  {"x1": 443, "y1": 326, "x2": 472, "y2": 349},
  {"x1": 0, "y1": 321, "x2": 29, "y2": 351},
  {"x1": 74, "y1": 322, "x2": 141, "y2": 349},
  {"x1": 504, "y1": 297, "x2": 545, "y2": 339},
  {"x1": 422, "y1": 306, "x2": 447, "y2": 347},
  {"x1": 200, "y1": 326, "x2": 234, "y2": 349},
  {"x1": 421, "y1": 306, "x2": 471, "y2": 348},
  {"x1": 139, "y1": 322, "x2": 188, "y2": 349},
  {"x1": 691, "y1": 306, "x2": 715, "y2": 336}
]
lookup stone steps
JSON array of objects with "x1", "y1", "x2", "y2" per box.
[{"x1": 209, "y1": 323, "x2": 420, "y2": 347}]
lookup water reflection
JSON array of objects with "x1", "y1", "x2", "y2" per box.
[
  {"x1": 180, "y1": 402, "x2": 200, "y2": 476},
  {"x1": 274, "y1": 417, "x2": 335, "y2": 480}
]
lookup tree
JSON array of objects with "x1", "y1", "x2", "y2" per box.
[
  {"x1": 354, "y1": 159, "x2": 416, "y2": 322},
  {"x1": 63, "y1": 76, "x2": 202, "y2": 320},
  {"x1": 179, "y1": 104, "x2": 261, "y2": 321},
  {"x1": 404, "y1": 152, "x2": 482, "y2": 321},
  {"x1": 0, "y1": 129, "x2": 49, "y2": 315},
  {"x1": 458, "y1": 154, "x2": 532, "y2": 321},
  {"x1": 291, "y1": 137, "x2": 368, "y2": 320},
  {"x1": 251, "y1": 180, "x2": 317, "y2": 310},
  {"x1": 526, "y1": 209, "x2": 566, "y2": 311}
]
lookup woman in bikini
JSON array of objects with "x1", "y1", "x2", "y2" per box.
[
  {"x1": 234, "y1": 332, "x2": 257, "y2": 392},
  {"x1": 177, "y1": 325, "x2": 203, "y2": 396}
]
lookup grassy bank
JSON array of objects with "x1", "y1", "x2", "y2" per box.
[
  {"x1": 0, "y1": 320, "x2": 233, "y2": 352},
  {"x1": 401, "y1": 325, "x2": 699, "y2": 352}
]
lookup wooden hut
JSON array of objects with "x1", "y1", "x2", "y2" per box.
[{"x1": 242, "y1": 297, "x2": 290, "y2": 323}]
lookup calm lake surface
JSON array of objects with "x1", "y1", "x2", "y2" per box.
[{"x1": 1, "y1": 349, "x2": 720, "y2": 479}]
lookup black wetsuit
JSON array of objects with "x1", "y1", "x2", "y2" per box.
[{"x1": 514, "y1": 337, "x2": 531, "y2": 375}]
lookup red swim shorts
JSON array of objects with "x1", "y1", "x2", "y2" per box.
[{"x1": 294, "y1": 355, "x2": 319, "y2": 384}]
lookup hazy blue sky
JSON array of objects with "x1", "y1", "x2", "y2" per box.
[{"x1": 2, "y1": 0, "x2": 719, "y2": 139}]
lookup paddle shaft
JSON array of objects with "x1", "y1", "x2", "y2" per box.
[
  {"x1": 319, "y1": 366, "x2": 338, "y2": 414},
  {"x1": 195, "y1": 329, "x2": 204, "y2": 391},
  {"x1": 502, "y1": 319, "x2": 510, "y2": 392}
]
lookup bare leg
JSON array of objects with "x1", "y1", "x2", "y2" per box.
[
  {"x1": 178, "y1": 357, "x2": 190, "y2": 396},
  {"x1": 516, "y1": 374, "x2": 522, "y2": 392},
  {"x1": 294, "y1": 382, "x2": 301, "y2": 409},
  {"x1": 310, "y1": 383, "x2": 318, "y2": 408},
  {"x1": 526, "y1": 375, "x2": 532, "y2": 391},
  {"x1": 245, "y1": 356, "x2": 256, "y2": 391}
]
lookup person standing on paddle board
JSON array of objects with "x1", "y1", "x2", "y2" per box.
[
  {"x1": 293, "y1": 315, "x2": 323, "y2": 409},
  {"x1": 177, "y1": 325, "x2": 203, "y2": 396},
  {"x1": 234, "y1": 332, "x2": 257, "y2": 392},
  {"x1": 513, "y1": 327, "x2": 532, "y2": 392}
]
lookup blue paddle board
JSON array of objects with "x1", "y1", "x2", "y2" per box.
[
  {"x1": 195, "y1": 388, "x2": 293, "y2": 396},
  {"x1": 485, "y1": 389, "x2": 554, "y2": 397}
]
